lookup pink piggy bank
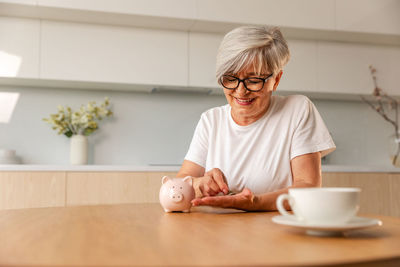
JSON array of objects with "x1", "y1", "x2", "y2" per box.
[{"x1": 159, "y1": 176, "x2": 195, "y2": 213}]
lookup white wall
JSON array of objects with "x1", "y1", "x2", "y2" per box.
[
  {"x1": 314, "y1": 99, "x2": 394, "y2": 166},
  {"x1": 0, "y1": 86, "x2": 225, "y2": 165},
  {"x1": 0, "y1": 85, "x2": 395, "y2": 167}
]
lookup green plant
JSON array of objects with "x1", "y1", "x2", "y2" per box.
[{"x1": 43, "y1": 97, "x2": 113, "y2": 137}]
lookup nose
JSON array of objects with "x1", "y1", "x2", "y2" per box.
[
  {"x1": 236, "y1": 80, "x2": 248, "y2": 95},
  {"x1": 170, "y1": 191, "x2": 183, "y2": 203}
]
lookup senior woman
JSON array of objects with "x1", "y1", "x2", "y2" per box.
[{"x1": 177, "y1": 25, "x2": 335, "y2": 211}]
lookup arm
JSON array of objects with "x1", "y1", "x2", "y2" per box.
[
  {"x1": 177, "y1": 159, "x2": 205, "y2": 178},
  {"x1": 253, "y1": 152, "x2": 322, "y2": 211},
  {"x1": 191, "y1": 152, "x2": 322, "y2": 211},
  {"x1": 177, "y1": 160, "x2": 229, "y2": 197}
]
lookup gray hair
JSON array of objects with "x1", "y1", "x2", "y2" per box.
[{"x1": 216, "y1": 25, "x2": 290, "y2": 81}]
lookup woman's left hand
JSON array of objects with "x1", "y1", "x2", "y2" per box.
[{"x1": 191, "y1": 188, "x2": 258, "y2": 211}]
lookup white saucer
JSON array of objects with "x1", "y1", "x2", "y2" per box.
[{"x1": 272, "y1": 215, "x2": 383, "y2": 236}]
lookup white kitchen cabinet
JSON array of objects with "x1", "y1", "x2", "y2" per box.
[
  {"x1": 37, "y1": 0, "x2": 196, "y2": 31},
  {"x1": 0, "y1": 0, "x2": 35, "y2": 4},
  {"x1": 0, "y1": 172, "x2": 66, "y2": 210},
  {"x1": 188, "y1": 32, "x2": 223, "y2": 88},
  {"x1": 336, "y1": 0, "x2": 400, "y2": 36},
  {"x1": 0, "y1": 16, "x2": 39, "y2": 78},
  {"x1": 38, "y1": 0, "x2": 196, "y2": 19},
  {"x1": 317, "y1": 41, "x2": 400, "y2": 95},
  {"x1": 195, "y1": 0, "x2": 335, "y2": 31},
  {"x1": 278, "y1": 39, "x2": 318, "y2": 93},
  {"x1": 40, "y1": 20, "x2": 189, "y2": 87}
]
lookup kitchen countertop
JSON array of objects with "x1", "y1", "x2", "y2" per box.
[
  {"x1": 0, "y1": 164, "x2": 400, "y2": 173},
  {"x1": 0, "y1": 164, "x2": 180, "y2": 172}
]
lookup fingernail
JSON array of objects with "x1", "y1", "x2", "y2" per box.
[{"x1": 223, "y1": 189, "x2": 228, "y2": 194}]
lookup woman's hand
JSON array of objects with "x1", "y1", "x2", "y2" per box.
[
  {"x1": 193, "y1": 168, "x2": 229, "y2": 197},
  {"x1": 191, "y1": 188, "x2": 258, "y2": 211}
]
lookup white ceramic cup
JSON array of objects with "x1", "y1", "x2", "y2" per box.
[{"x1": 276, "y1": 187, "x2": 361, "y2": 225}]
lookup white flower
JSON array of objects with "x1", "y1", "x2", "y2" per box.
[{"x1": 43, "y1": 97, "x2": 113, "y2": 138}]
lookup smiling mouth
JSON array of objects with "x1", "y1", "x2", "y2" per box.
[{"x1": 234, "y1": 97, "x2": 255, "y2": 105}]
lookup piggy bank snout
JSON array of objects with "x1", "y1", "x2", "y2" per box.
[{"x1": 169, "y1": 190, "x2": 183, "y2": 203}]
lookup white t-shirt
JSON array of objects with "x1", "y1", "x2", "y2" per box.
[{"x1": 184, "y1": 95, "x2": 336, "y2": 195}]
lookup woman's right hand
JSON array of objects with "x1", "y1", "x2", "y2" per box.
[{"x1": 193, "y1": 168, "x2": 229, "y2": 197}]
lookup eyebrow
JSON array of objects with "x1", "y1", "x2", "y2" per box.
[
  {"x1": 225, "y1": 72, "x2": 270, "y2": 77},
  {"x1": 245, "y1": 72, "x2": 269, "y2": 76}
]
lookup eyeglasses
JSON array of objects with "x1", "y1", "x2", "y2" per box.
[{"x1": 219, "y1": 74, "x2": 273, "y2": 92}]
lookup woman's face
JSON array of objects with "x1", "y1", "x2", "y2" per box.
[{"x1": 222, "y1": 67, "x2": 282, "y2": 125}]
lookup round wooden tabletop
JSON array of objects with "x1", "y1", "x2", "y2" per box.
[{"x1": 0, "y1": 203, "x2": 399, "y2": 266}]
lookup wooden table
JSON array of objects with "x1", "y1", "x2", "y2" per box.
[{"x1": 1, "y1": 203, "x2": 400, "y2": 266}]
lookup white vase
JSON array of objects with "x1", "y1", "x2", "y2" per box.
[
  {"x1": 70, "y1": 134, "x2": 88, "y2": 165},
  {"x1": 388, "y1": 131, "x2": 400, "y2": 167}
]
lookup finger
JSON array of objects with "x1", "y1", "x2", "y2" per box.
[
  {"x1": 193, "y1": 195, "x2": 235, "y2": 208},
  {"x1": 191, "y1": 197, "x2": 215, "y2": 207},
  {"x1": 200, "y1": 184, "x2": 217, "y2": 197},
  {"x1": 205, "y1": 179, "x2": 221, "y2": 194},
  {"x1": 199, "y1": 184, "x2": 209, "y2": 197},
  {"x1": 241, "y1": 188, "x2": 252, "y2": 196},
  {"x1": 241, "y1": 188, "x2": 254, "y2": 201},
  {"x1": 212, "y1": 169, "x2": 229, "y2": 194},
  {"x1": 191, "y1": 198, "x2": 203, "y2": 206},
  {"x1": 203, "y1": 184, "x2": 218, "y2": 196}
]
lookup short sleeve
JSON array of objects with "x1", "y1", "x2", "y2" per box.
[
  {"x1": 290, "y1": 98, "x2": 336, "y2": 159},
  {"x1": 184, "y1": 114, "x2": 209, "y2": 167}
]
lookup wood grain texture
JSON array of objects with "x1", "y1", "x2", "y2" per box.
[
  {"x1": 2, "y1": 171, "x2": 399, "y2": 218},
  {"x1": 388, "y1": 173, "x2": 400, "y2": 218},
  {"x1": 322, "y1": 172, "x2": 400, "y2": 217},
  {"x1": 0, "y1": 171, "x2": 66, "y2": 210},
  {"x1": 66, "y1": 172, "x2": 178, "y2": 206},
  {"x1": 0, "y1": 203, "x2": 399, "y2": 266}
]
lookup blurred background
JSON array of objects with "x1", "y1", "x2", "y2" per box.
[{"x1": 0, "y1": 0, "x2": 399, "y2": 167}]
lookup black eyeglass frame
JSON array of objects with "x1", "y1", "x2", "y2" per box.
[{"x1": 219, "y1": 73, "x2": 274, "y2": 92}]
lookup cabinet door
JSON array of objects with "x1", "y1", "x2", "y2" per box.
[
  {"x1": 317, "y1": 41, "x2": 400, "y2": 95},
  {"x1": 66, "y1": 172, "x2": 177, "y2": 206},
  {"x1": 336, "y1": 0, "x2": 400, "y2": 35},
  {"x1": 279, "y1": 39, "x2": 318, "y2": 93},
  {"x1": 0, "y1": 0, "x2": 35, "y2": 4},
  {"x1": 195, "y1": 0, "x2": 335, "y2": 30},
  {"x1": 0, "y1": 17, "x2": 39, "y2": 78},
  {"x1": 322, "y1": 172, "x2": 400, "y2": 217},
  {"x1": 38, "y1": 0, "x2": 196, "y2": 20},
  {"x1": 40, "y1": 20, "x2": 188, "y2": 87},
  {"x1": 189, "y1": 32, "x2": 223, "y2": 89},
  {"x1": 0, "y1": 172, "x2": 66, "y2": 210}
]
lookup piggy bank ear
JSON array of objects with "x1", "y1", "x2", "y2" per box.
[
  {"x1": 162, "y1": 176, "x2": 170, "y2": 184},
  {"x1": 182, "y1": 176, "x2": 192, "y2": 186}
]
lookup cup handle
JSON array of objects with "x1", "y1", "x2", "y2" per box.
[{"x1": 276, "y1": 194, "x2": 295, "y2": 217}]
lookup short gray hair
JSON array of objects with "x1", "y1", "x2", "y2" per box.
[{"x1": 216, "y1": 25, "x2": 290, "y2": 81}]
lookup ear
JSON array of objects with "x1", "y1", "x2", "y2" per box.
[
  {"x1": 182, "y1": 176, "x2": 193, "y2": 186},
  {"x1": 272, "y1": 70, "x2": 283, "y2": 92},
  {"x1": 162, "y1": 176, "x2": 170, "y2": 184}
]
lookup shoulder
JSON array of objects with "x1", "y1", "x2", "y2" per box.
[
  {"x1": 274, "y1": 94, "x2": 311, "y2": 107},
  {"x1": 200, "y1": 104, "x2": 229, "y2": 122},
  {"x1": 271, "y1": 95, "x2": 315, "y2": 124},
  {"x1": 273, "y1": 94, "x2": 312, "y2": 114}
]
